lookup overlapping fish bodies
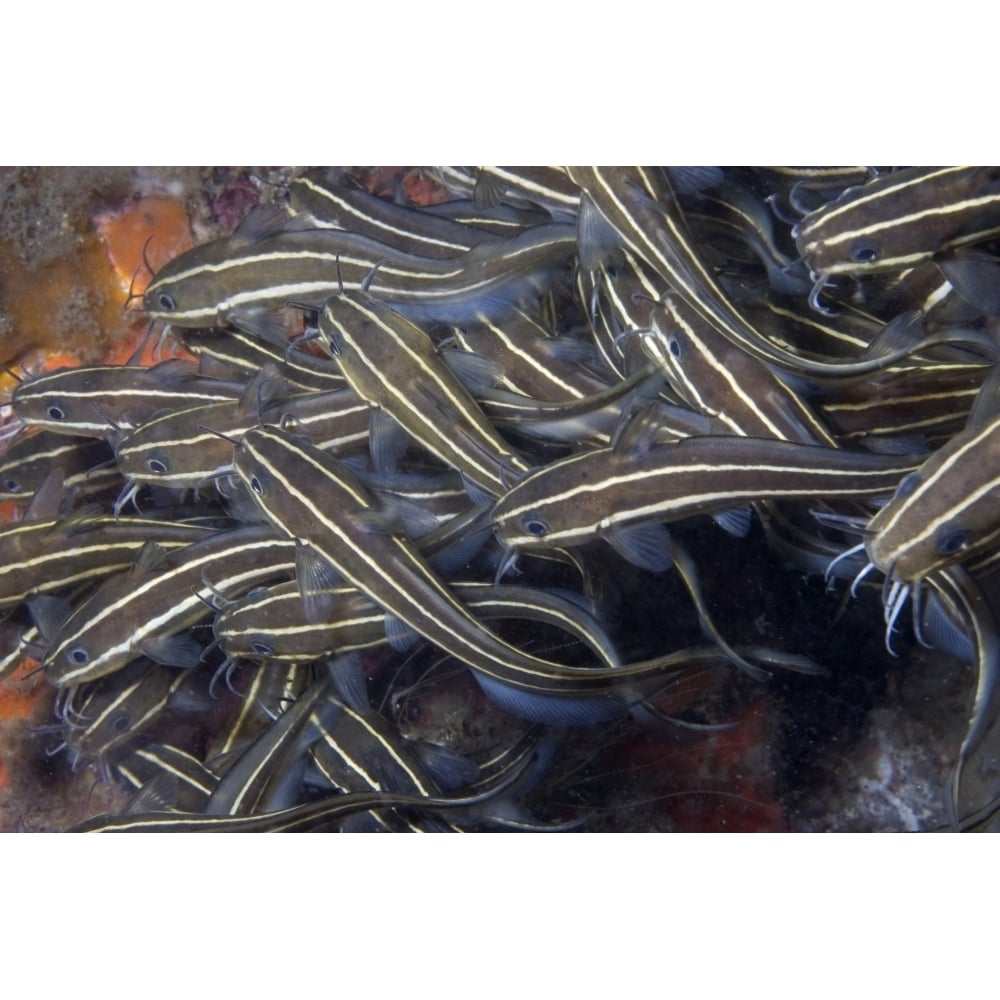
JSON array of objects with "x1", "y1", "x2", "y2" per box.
[
  {"x1": 228, "y1": 424, "x2": 711, "y2": 725},
  {"x1": 10, "y1": 361, "x2": 245, "y2": 440},
  {"x1": 864, "y1": 413, "x2": 1000, "y2": 587},
  {"x1": 142, "y1": 207, "x2": 577, "y2": 330},
  {"x1": 214, "y1": 579, "x2": 623, "y2": 671},
  {"x1": 491, "y1": 429, "x2": 920, "y2": 565},
  {"x1": 8, "y1": 165, "x2": 1000, "y2": 832},
  {"x1": 833, "y1": 406, "x2": 1000, "y2": 688},
  {"x1": 40, "y1": 525, "x2": 297, "y2": 687},
  {"x1": 794, "y1": 167, "x2": 1000, "y2": 283},
  {"x1": 823, "y1": 399, "x2": 1000, "y2": 826},
  {"x1": 318, "y1": 289, "x2": 532, "y2": 495},
  {"x1": 113, "y1": 384, "x2": 370, "y2": 495}
]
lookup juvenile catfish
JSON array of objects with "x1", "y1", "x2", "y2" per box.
[
  {"x1": 491, "y1": 419, "x2": 921, "y2": 569},
  {"x1": 230, "y1": 425, "x2": 762, "y2": 726},
  {"x1": 143, "y1": 206, "x2": 576, "y2": 330},
  {"x1": 318, "y1": 290, "x2": 531, "y2": 497}
]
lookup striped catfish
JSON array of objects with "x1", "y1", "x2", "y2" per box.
[
  {"x1": 1, "y1": 511, "x2": 219, "y2": 611},
  {"x1": 215, "y1": 579, "x2": 622, "y2": 669},
  {"x1": 306, "y1": 695, "x2": 526, "y2": 832},
  {"x1": 318, "y1": 290, "x2": 532, "y2": 495},
  {"x1": 308, "y1": 708, "x2": 456, "y2": 832},
  {"x1": 315, "y1": 720, "x2": 587, "y2": 833},
  {"x1": 63, "y1": 660, "x2": 196, "y2": 783},
  {"x1": 731, "y1": 288, "x2": 882, "y2": 361},
  {"x1": 71, "y1": 750, "x2": 537, "y2": 832},
  {"x1": 230, "y1": 425, "x2": 780, "y2": 725},
  {"x1": 683, "y1": 181, "x2": 812, "y2": 297},
  {"x1": 10, "y1": 361, "x2": 245, "y2": 439},
  {"x1": 0, "y1": 431, "x2": 116, "y2": 502},
  {"x1": 0, "y1": 614, "x2": 40, "y2": 680},
  {"x1": 203, "y1": 674, "x2": 340, "y2": 817},
  {"x1": 491, "y1": 424, "x2": 920, "y2": 562},
  {"x1": 473, "y1": 167, "x2": 581, "y2": 217},
  {"x1": 641, "y1": 294, "x2": 838, "y2": 446},
  {"x1": 747, "y1": 166, "x2": 878, "y2": 216},
  {"x1": 568, "y1": 166, "x2": 995, "y2": 377},
  {"x1": 207, "y1": 661, "x2": 312, "y2": 760},
  {"x1": 445, "y1": 310, "x2": 671, "y2": 447},
  {"x1": 869, "y1": 257, "x2": 961, "y2": 320},
  {"x1": 116, "y1": 742, "x2": 220, "y2": 815},
  {"x1": 794, "y1": 166, "x2": 1000, "y2": 283},
  {"x1": 290, "y1": 171, "x2": 488, "y2": 258},
  {"x1": 42, "y1": 524, "x2": 297, "y2": 687},
  {"x1": 569, "y1": 165, "x2": 850, "y2": 373},
  {"x1": 818, "y1": 365, "x2": 985, "y2": 448},
  {"x1": 925, "y1": 566, "x2": 1000, "y2": 828},
  {"x1": 426, "y1": 198, "x2": 553, "y2": 236},
  {"x1": 114, "y1": 385, "x2": 371, "y2": 493},
  {"x1": 301, "y1": 653, "x2": 479, "y2": 831},
  {"x1": 578, "y1": 246, "x2": 668, "y2": 379},
  {"x1": 864, "y1": 411, "x2": 1000, "y2": 587},
  {"x1": 180, "y1": 326, "x2": 347, "y2": 392},
  {"x1": 143, "y1": 215, "x2": 577, "y2": 329},
  {"x1": 449, "y1": 309, "x2": 613, "y2": 402}
]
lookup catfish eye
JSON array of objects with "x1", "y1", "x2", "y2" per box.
[
  {"x1": 668, "y1": 335, "x2": 682, "y2": 359},
  {"x1": 157, "y1": 293, "x2": 176, "y2": 311},
  {"x1": 849, "y1": 243, "x2": 880, "y2": 264},
  {"x1": 250, "y1": 640, "x2": 273, "y2": 657},
  {"x1": 147, "y1": 455, "x2": 169, "y2": 475},
  {"x1": 894, "y1": 473, "x2": 922, "y2": 500},
  {"x1": 520, "y1": 512, "x2": 550, "y2": 538},
  {"x1": 937, "y1": 528, "x2": 971, "y2": 557},
  {"x1": 45, "y1": 402, "x2": 66, "y2": 421},
  {"x1": 68, "y1": 645, "x2": 90, "y2": 665},
  {"x1": 110, "y1": 713, "x2": 131, "y2": 734},
  {"x1": 3, "y1": 478, "x2": 22, "y2": 493},
  {"x1": 250, "y1": 474, "x2": 265, "y2": 496}
]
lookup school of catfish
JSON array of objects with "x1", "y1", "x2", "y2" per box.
[{"x1": 4, "y1": 165, "x2": 1000, "y2": 831}]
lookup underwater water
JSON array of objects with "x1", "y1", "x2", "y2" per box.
[{"x1": 1, "y1": 166, "x2": 997, "y2": 832}]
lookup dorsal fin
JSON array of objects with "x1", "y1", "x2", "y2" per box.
[
  {"x1": 24, "y1": 467, "x2": 66, "y2": 521},
  {"x1": 229, "y1": 204, "x2": 295, "y2": 247}
]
